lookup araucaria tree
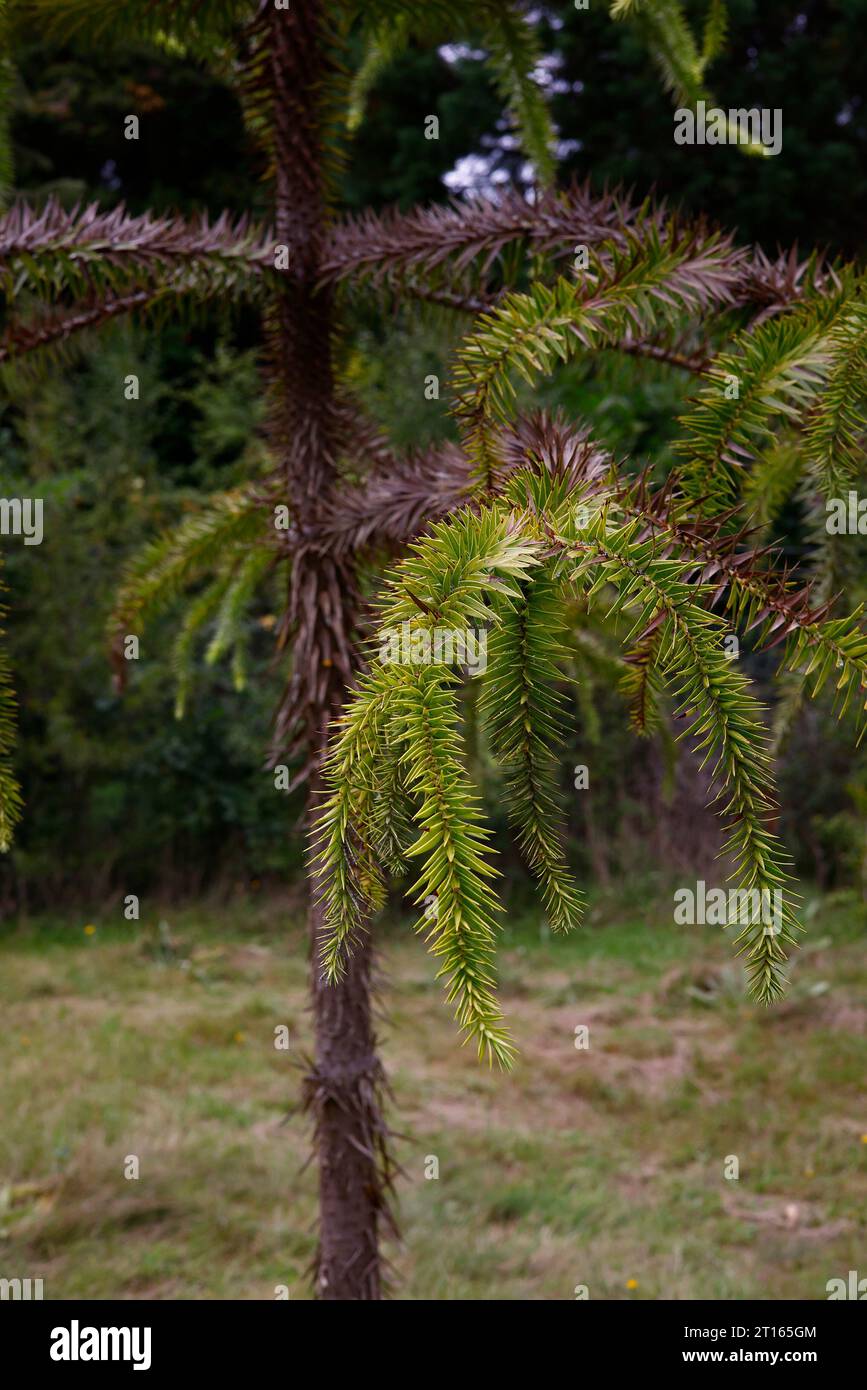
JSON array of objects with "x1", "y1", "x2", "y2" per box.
[{"x1": 1, "y1": 0, "x2": 866, "y2": 1298}]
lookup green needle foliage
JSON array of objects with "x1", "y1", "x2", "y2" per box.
[
  {"x1": 204, "y1": 548, "x2": 274, "y2": 674},
  {"x1": 543, "y1": 488, "x2": 801, "y2": 1002},
  {"x1": 346, "y1": 14, "x2": 412, "y2": 135},
  {"x1": 612, "y1": 0, "x2": 711, "y2": 108},
  {"x1": 678, "y1": 282, "x2": 858, "y2": 514},
  {"x1": 448, "y1": 212, "x2": 867, "y2": 696},
  {"x1": 397, "y1": 667, "x2": 512, "y2": 1066},
  {"x1": 319, "y1": 234, "x2": 867, "y2": 1052},
  {"x1": 452, "y1": 220, "x2": 740, "y2": 483},
  {"x1": 109, "y1": 487, "x2": 270, "y2": 705},
  {"x1": 315, "y1": 664, "x2": 405, "y2": 979},
  {"x1": 482, "y1": 4, "x2": 557, "y2": 187},
  {"x1": 348, "y1": 1, "x2": 556, "y2": 183},
  {"x1": 804, "y1": 298, "x2": 867, "y2": 501},
  {"x1": 478, "y1": 566, "x2": 585, "y2": 934},
  {"x1": 16, "y1": 0, "x2": 248, "y2": 45},
  {"x1": 315, "y1": 462, "x2": 823, "y2": 1050},
  {"x1": 171, "y1": 576, "x2": 233, "y2": 722},
  {"x1": 673, "y1": 273, "x2": 867, "y2": 645},
  {"x1": 317, "y1": 510, "x2": 540, "y2": 1064},
  {"x1": 609, "y1": 1, "x2": 756, "y2": 155}
]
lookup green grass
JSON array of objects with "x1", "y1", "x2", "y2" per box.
[{"x1": 1, "y1": 884, "x2": 866, "y2": 1299}]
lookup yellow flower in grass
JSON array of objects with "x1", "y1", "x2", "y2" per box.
[
  {"x1": 84, "y1": 924, "x2": 96, "y2": 936},
  {"x1": 626, "y1": 1278, "x2": 638, "y2": 1290}
]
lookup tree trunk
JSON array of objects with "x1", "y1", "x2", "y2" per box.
[
  {"x1": 304, "y1": 765, "x2": 394, "y2": 1300},
  {"x1": 254, "y1": 2, "x2": 394, "y2": 1296},
  {"x1": 252, "y1": 5, "x2": 394, "y2": 1295},
  {"x1": 306, "y1": 890, "x2": 388, "y2": 1299}
]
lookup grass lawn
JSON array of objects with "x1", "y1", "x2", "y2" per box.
[{"x1": 1, "y1": 883, "x2": 866, "y2": 1300}]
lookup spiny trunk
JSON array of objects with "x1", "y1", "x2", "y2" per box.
[
  {"x1": 306, "y1": 872, "x2": 390, "y2": 1299},
  {"x1": 305, "y1": 766, "x2": 394, "y2": 1299},
  {"x1": 256, "y1": 2, "x2": 393, "y2": 1297}
]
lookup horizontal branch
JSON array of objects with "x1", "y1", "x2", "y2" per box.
[
  {"x1": 322, "y1": 180, "x2": 836, "y2": 318},
  {"x1": 320, "y1": 440, "x2": 473, "y2": 555},
  {"x1": 320, "y1": 181, "x2": 647, "y2": 289},
  {"x1": 0, "y1": 199, "x2": 276, "y2": 303}
]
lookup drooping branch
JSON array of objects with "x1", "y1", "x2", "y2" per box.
[{"x1": 504, "y1": 410, "x2": 867, "y2": 716}]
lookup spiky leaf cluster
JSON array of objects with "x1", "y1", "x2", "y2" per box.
[
  {"x1": 451, "y1": 220, "x2": 745, "y2": 482},
  {"x1": 318, "y1": 438, "x2": 867, "y2": 1055},
  {"x1": 109, "y1": 488, "x2": 272, "y2": 705}
]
